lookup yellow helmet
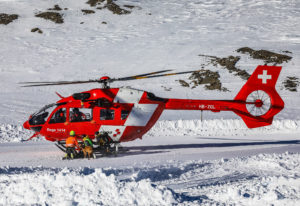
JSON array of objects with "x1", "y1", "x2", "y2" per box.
[{"x1": 70, "y1": 130, "x2": 75, "y2": 136}]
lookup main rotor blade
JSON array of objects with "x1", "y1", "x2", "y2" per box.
[
  {"x1": 114, "y1": 70, "x2": 199, "y2": 81},
  {"x1": 19, "y1": 70, "x2": 172, "y2": 85},
  {"x1": 20, "y1": 80, "x2": 100, "y2": 87},
  {"x1": 19, "y1": 80, "x2": 96, "y2": 84},
  {"x1": 19, "y1": 69, "x2": 196, "y2": 87},
  {"x1": 112, "y1": 69, "x2": 172, "y2": 81}
]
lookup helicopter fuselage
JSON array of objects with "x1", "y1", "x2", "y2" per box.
[
  {"x1": 23, "y1": 65, "x2": 285, "y2": 142},
  {"x1": 23, "y1": 87, "x2": 166, "y2": 142}
]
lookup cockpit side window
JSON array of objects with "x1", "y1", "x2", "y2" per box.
[
  {"x1": 100, "y1": 109, "x2": 115, "y2": 120},
  {"x1": 29, "y1": 104, "x2": 56, "y2": 125},
  {"x1": 49, "y1": 108, "x2": 66, "y2": 124}
]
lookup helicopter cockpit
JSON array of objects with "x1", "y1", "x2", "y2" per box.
[{"x1": 28, "y1": 103, "x2": 57, "y2": 126}]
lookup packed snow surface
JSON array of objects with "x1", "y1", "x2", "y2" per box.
[
  {"x1": 0, "y1": 0, "x2": 299, "y2": 205},
  {"x1": 0, "y1": 153, "x2": 299, "y2": 205}
]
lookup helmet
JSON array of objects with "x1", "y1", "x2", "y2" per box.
[{"x1": 70, "y1": 130, "x2": 75, "y2": 136}]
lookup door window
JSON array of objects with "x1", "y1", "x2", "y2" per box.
[
  {"x1": 121, "y1": 110, "x2": 130, "y2": 120},
  {"x1": 100, "y1": 109, "x2": 115, "y2": 120},
  {"x1": 49, "y1": 108, "x2": 66, "y2": 124},
  {"x1": 70, "y1": 108, "x2": 92, "y2": 122}
]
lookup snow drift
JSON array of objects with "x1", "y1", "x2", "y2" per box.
[
  {"x1": 147, "y1": 119, "x2": 300, "y2": 137},
  {"x1": 0, "y1": 152, "x2": 299, "y2": 205},
  {"x1": 0, "y1": 167, "x2": 176, "y2": 205}
]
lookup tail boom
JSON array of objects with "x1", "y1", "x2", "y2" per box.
[{"x1": 164, "y1": 65, "x2": 284, "y2": 128}]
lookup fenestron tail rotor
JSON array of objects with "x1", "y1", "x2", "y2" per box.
[{"x1": 19, "y1": 69, "x2": 198, "y2": 88}]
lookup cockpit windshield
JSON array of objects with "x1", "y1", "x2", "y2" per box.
[
  {"x1": 32, "y1": 103, "x2": 56, "y2": 116},
  {"x1": 29, "y1": 103, "x2": 56, "y2": 125}
]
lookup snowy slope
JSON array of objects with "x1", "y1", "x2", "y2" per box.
[
  {"x1": 0, "y1": 0, "x2": 300, "y2": 205},
  {"x1": 0, "y1": 0, "x2": 299, "y2": 124}
]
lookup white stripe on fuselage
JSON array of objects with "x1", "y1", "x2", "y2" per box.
[
  {"x1": 99, "y1": 125, "x2": 126, "y2": 141},
  {"x1": 99, "y1": 88, "x2": 159, "y2": 141},
  {"x1": 113, "y1": 88, "x2": 144, "y2": 104},
  {"x1": 114, "y1": 88, "x2": 158, "y2": 126},
  {"x1": 125, "y1": 104, "x2": 158, "y2": 126}
]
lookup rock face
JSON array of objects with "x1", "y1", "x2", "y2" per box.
[
  {"x1": 31, "y1": 28, "x2": 43, "y2": 34},
  {"x1": 82, "y1": 10, "x2": 95, "y2": 15},
  {"x1": 35, "y1": 12, "x2": 64, "y2": 24},
  {"x1": 87, "y1": 0, "x2": 131, "y2": 15},
  {"x1": 86, "y1": 0, "x2": 105, "y2": 7},
  {"x1": 0, "y1": 13, "x2": 19, "y2": 25},
  {"x1": 199, "y1": 54, "x2": 250, "y2": 80},
  {"x1": 178, "y1": 70, "x2": 229, "y2": 91},
  {"x1": 213, "y1": 56, "x2": 250, "y2": 80},
  {"x1": 48, "y1": 5, "x2": 63, "y2": 11},
  {"x1": 189, "y1": 70, "x2": 229, "y2": 91},
  {"x1": 283, "y1": 77, "x2": 299, "y2": 92},
  {"x1": 237, "y1": 47, "x2": 292, "y2": 65}
]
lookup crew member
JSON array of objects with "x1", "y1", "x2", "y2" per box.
[
  {"x1": 81, "y1": 134, "x2": 96, "y2": 159},
  {"x1": 55, "y1": 109, "x2": 65, "y2": 123},
  {"x1": 95, "y1": 131, "x2": 112, "y2": 153},
  {"x1": 83, "y1": 134, "x2": 93, "y2": 147},
  {"x1": 71, "y1": 108, "x2": 85, "y2": 122},
  {"x1": 65, "y1": 130, "x2": 79, "y2": 159}
]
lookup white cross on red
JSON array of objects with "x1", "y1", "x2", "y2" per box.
[{"x1": 258, "y1": 70, "x2": 272, "y2": 84}]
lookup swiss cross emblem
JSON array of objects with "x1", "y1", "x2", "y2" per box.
[
  {"x1": 113, "y1": 129, "x2": 121, "y2": 137},
  {"x1": 258, "y1": 70, "x2": 272, "y2": 84}
]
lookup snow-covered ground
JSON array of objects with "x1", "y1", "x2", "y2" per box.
[
  {"x1": 0, "y1": 0, "x2": 300, "y2": 205},
  {"x1": 1, "y1": 152, "x2": 300, "y2": 205}
]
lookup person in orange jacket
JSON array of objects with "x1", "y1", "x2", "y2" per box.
[{"x1": 65, "y1": 130, "x2": 79, "y2": 159}]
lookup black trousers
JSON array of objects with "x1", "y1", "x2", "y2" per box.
[{"x1": 66, "y1": 147, "x2": 76, "y2": 158}]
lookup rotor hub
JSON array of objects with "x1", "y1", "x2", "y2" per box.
[
  {"x1": 254, "y1": 99, "x2": 263, "y2": 108},
  {"x1": 100, "y1": 76, "x2": 111, "y2": 88},
  {"x1": 100, "y1": 76, "x2": 111, "y2": 81}
]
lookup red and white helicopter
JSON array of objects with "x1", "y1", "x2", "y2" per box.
[{"x1": 21, "y1": 65, "x2": 284, "y2": 151}]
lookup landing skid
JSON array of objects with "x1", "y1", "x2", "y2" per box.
[{"x1": 55, "y1": 142, "x2": 66, "y2": 152}]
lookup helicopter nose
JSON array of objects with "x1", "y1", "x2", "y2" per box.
[{"x1": 23, "y1": 120, "x2": 30, "y2": 130}]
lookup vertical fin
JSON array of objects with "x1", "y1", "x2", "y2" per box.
[{"x1": 234, "y1": 65, "x2": 284, "y2": 128}]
